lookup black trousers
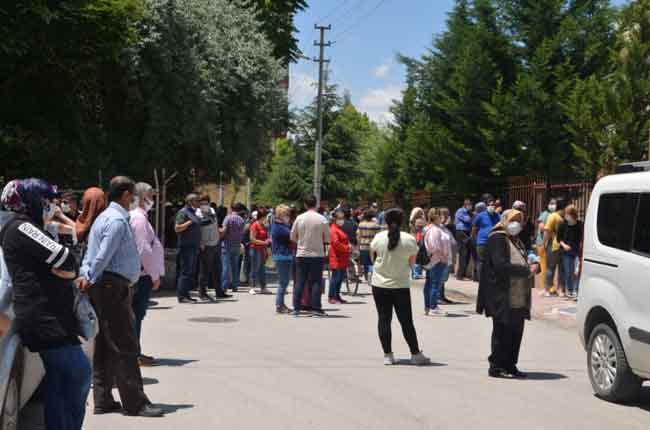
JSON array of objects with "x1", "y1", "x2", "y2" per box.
[
  {"x1": 455, "y1": 230, "x2": 471, "y2": 279},
  {"x1": 372, "y1": 287, "x2": 420, "y2": 355},
  {"x1": 199, "y1": 245, "x2": 221, "y2": 295},
  {"x1": 89, "y1": 274, "x2": 148, "y2": 414},
  {"x1": 489, "y1": 317, "x2": 525, "y2": 371}
]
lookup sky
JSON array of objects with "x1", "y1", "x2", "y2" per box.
[{"x1": 290, "y1": 0, "x2": 630, "y2": 124}]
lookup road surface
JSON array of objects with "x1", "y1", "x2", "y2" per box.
[{"x1": 85, "y1": 279, "x2": 650, "y2": 430}]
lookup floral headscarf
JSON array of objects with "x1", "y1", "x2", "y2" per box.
[{"x1": 0, "y1": 179, "x2": 58, "y2": 226}]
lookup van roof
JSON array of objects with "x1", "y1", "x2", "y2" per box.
[{"x1": 595, "y1": 170, "x2": 650, "y2": 193}]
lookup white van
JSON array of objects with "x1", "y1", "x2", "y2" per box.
[{"x1": 577, "y1": 162, "x2": 650, "y2": 403}]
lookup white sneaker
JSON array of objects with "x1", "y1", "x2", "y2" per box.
[
  {"x1": 383, "y1": 353, "x2": 396, "y2": 366},
  {"x1": 249, "y1": 288, "x2": 257, "y2": 295},
  {"x1": 429, "y1": 307, "x2": 448, "y2": 317},
  {"x1": 411, "y1": 352, "x2": 431, "y2": 366}
]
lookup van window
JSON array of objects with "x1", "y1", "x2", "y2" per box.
[
  {"x1": 633, "y1": 194, "x2": 650, "y2": 255},
  {"x1": 597, "y1": 193, "x2": 637, "y2": 251}
]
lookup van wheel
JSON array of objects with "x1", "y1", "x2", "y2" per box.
[
  {"x1": 587, "y1": 323, "x2": 642, "y2": 403},
  {"x1": 0, "y1": 352, "x2": 22, "y2": 430}
]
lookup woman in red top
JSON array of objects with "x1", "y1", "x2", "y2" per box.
[
  {"x1": 249, "y1": 208, "x2": 271, "y2": 295},
  {"x1": 328, "y1": 209, "x2": 350, "y2": 304}
]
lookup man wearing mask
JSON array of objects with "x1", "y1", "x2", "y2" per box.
[
  {"x1": 454, "y1": 199, "x2": 473, "y2": 281},
  {"x1": 543, "y1": 197, "x2": 567, "y2": 297},
  {"x1": 174, "y1": 193, "x2": 202, "y2": 303},
  {"x1": 536, "y1": 198, "x2": 557, "y2": 291},
  {"x1": 129, "y1": 182, "x2": 165, "y2": 367},
  {"x1": 78, "y1": 176, "x2": 163, "y2": 417},
  {"x1": 197, "y1": 196, "x2": 228, "y2": 299},
  {"x1": 472, "y1": 199, "x2": 501, "y2": 281}
]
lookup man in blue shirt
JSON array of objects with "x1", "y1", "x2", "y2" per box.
[
  {"x1": 472, "y1": 198, "x2": 501, "y2": 281},
  {"x1": 78, "y1": 176, "x2": 163, "y2": 418},
  {"x1": 454, "y1": 198, "x2": 473, "y2": 280}
]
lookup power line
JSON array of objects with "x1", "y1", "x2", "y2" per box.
[
  {"x1": 318, "y1": 0, "x2": 350, "y2": 22},
  {"x1": 331, "y1": 0, "x2": 389, "y2": 44},
  {"x1": 327, "y1": 0, "x2": 369, "y2": 29}
]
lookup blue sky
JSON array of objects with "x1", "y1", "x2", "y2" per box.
[{"x1": 290, "y1": 0, "x2": 629, "y2": 123}]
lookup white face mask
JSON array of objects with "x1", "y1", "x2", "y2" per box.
[
  {"x1": 548, "y1": 204, "x2": 557, "y2": 212},
  {"x1": 61, "y1": 202, "x2": 71, "y2": 213},
  {"x1": 200, "y1": 204, "x2": 210, "y2": 213},
  {"x1": 144, "y1": 199, "x2": 154, "y2": 213},
  {"x1": 336, "y1": 219, "x2": 345, "y2": 227},
  {"x1": 506, "y1": 221, "x2": 523, "y2": 237},
  {"x1": 487, "y1": 206, "x2": 496, "y2": 214}
]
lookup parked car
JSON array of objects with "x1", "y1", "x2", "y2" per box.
[
  {"x1": 0, "y1": 211, "x2": 45, "y2": 429},
  {"x1": 577, "y1": 161, "x2": 650, "y2": 403}
]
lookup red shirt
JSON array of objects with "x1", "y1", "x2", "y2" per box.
[
  {"x1": 329, "y1": 223, "x2": 350, "y2": 269},
  {"x1": 250, "y1": 221, "x2": 269, "y2": 250}
]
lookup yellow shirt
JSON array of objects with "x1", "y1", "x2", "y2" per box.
[{"x1": 545, "y1": 212, "x2": 563, "y2": 252}]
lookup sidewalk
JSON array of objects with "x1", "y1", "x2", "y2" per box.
[{"x1": 423, "y1": 276, "x2": 578, "y2": 329}]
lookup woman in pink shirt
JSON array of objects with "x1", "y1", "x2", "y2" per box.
[{"x1": 423, "y1": 208, "x2": 453, "y2": 316}]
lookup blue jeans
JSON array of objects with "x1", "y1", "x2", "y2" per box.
[
  {"x1": 275, "y1": 259, "x2": 292, "y2": 307},
  {"x1": 221, "y1": 246, "x2": 241, "y2": 291},
  {"x1": 360, "y1": 250, "x2": 373, "y2": 278},
  {"x1": 293, "y1": 257, "x2": 325, "y2": 311},
  {"x1": 40, "y1": 344, "x2": 92, "y2": 430},
  {"x1": 249, "y1": 248, "x2": 267, "y2": 287},
  {"x1": 177, "y1": 245, "x2": 199, "y2": 298},
  {"x1": 561, "y1": 253, "x2": 579, "y2": 295},
  {"x1": 132, "y1": 275, "x2": 152, "y2": 354},
  {"x1": 423, "y1": 262, "x2": 447, "y2": 311},
  {"x1": 328, "y1": 268, "x2": 346, "y2": 299},
  {"x1": 412, "y1": 264, "x2": 423, "y2": 279}
]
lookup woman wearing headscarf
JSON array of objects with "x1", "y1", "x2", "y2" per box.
[
  {"x1": 0, "y1": 179, "x2": 91, "y2": 430},
  {"x1": 409, "y1": 207, "x2": 426, "y2": 280},
  {"x1": 75, "y1": 187, "x2": 107, "y2": 246},
  {"x1": 476, "y1": 210, "x2": 540, "y2": 379}
]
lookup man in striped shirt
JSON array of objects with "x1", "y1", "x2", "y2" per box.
[{"x1": 357, "y1": 210, "x2": 382, "y2": 281}]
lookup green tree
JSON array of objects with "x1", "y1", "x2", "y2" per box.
[{"x1": 257, "y1": 138, "x2": 310, "y2": 205}]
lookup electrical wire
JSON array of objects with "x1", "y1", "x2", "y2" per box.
[
  {"x1": 326, "y1": 0, "x2": 369, "y2": 29},
  {"x1": 331, "y1": 0, "x2": 389, "y2": 45},
  {"x1": 318, "y1": 0, "x2": 350, "y2": 23}
]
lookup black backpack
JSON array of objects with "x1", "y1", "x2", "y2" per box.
[{"x1": 415, "y1": 238, "x2": 429, "y2": 266}]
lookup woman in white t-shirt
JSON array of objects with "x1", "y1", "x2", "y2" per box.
[{"x1": 370, "y1": 208, "x2": 431, "y2": 366}]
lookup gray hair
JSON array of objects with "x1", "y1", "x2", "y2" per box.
[
  {"x1": 185, "y1": 193, "x2": 199, "y2": 204},
  {"x1": 134, "y1": 182, "x2": 154, "y2": 199}
]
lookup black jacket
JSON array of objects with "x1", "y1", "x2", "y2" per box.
[
  {"x1": 476, "y1": 231, "x2": 533, "y2": 323},
  {"x1": 0, "y1": 214, "x2": 79, "y2": 351}
]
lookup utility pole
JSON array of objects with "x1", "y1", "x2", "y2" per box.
[{"x1": 313, "y1": 24, "x2": 331, "y2": 207}]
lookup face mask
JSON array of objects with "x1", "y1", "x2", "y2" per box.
[
  {"x1": 506, "y1": 221, "x2": 523, "y2": 237},
  {"x1": 566, "y1": 216, "x2": 577, "y2": 226},
  {"x1": 336, "y1": 219, "x2": 345, "y2": 227},
  {"x1": 61, "y1": 202, "x2": 71, "y2": 213},
  {"x1": 465, "y1": 205, "x2": 472, "y2": 211},
  {"x1": 487, "y1": 206, "x2": 496, "y2": 214},
  {"x1": 548, "y1": 204, "x2": 557, "y2": 212},
  {"x1": 200, "y1": 204, "x2": 210, "y2": 213},
  {"x1": 130, "y1": 196, "x2": 139, "y2": 211},
  {"x1": 144, "y1": 199, "x2": 154, "y2": 213}
]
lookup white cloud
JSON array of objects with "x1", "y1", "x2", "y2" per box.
[
  {"x1": 374, "y1": 63, "x2": 391, "y2": 78},
  {"x1": 289, "y1": 71, "x2": 317, "y2": 108},
  {"x1": 359, "y1": 85, "x2": 403, "y2": 124}
]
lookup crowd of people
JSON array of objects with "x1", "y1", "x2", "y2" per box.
[{"x1": 0, "y1": 174, "x2": 586, "y2": 430}]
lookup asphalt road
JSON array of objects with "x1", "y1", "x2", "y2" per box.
[{"x1": 84, "y1": 281, "x2": 650, "y2": 430}]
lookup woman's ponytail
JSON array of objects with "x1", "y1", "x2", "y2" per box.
[{"x1": 384, "y1": 208, "x2": 404, "y2": 251}]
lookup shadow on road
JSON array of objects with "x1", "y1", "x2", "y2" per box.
[
  {"x1": 157, "y1": 403, "x2": 195, "y2": 414},
  {"x1": 617, "y1": 386, "x2": 650, "y2": 412},
  {"x1": 188, "y1": 317, "x2": 239, "y2": 324},
  {"x1": 392, "y1": 359, "x2": 447, "y2": 367},
  {"x1": 154, "y1": 358, "x2": 199, "y2": 367},
  {"x1": 523, "y1": 372, "x2": 568, "y2": 381},
  {"x1": 444, "y1": 313, "x2": 470, "y2": 318},
  {"x1": 148, "y1": 306, "x2": 173, "y2": 311}
]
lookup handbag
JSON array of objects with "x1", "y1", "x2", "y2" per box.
[
  {"x1": 415, "y1": 239, "x2": 429, "y2": 266},
  {"x1": 74, "y1": 287, "x2": 99, "y2": 341}
]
